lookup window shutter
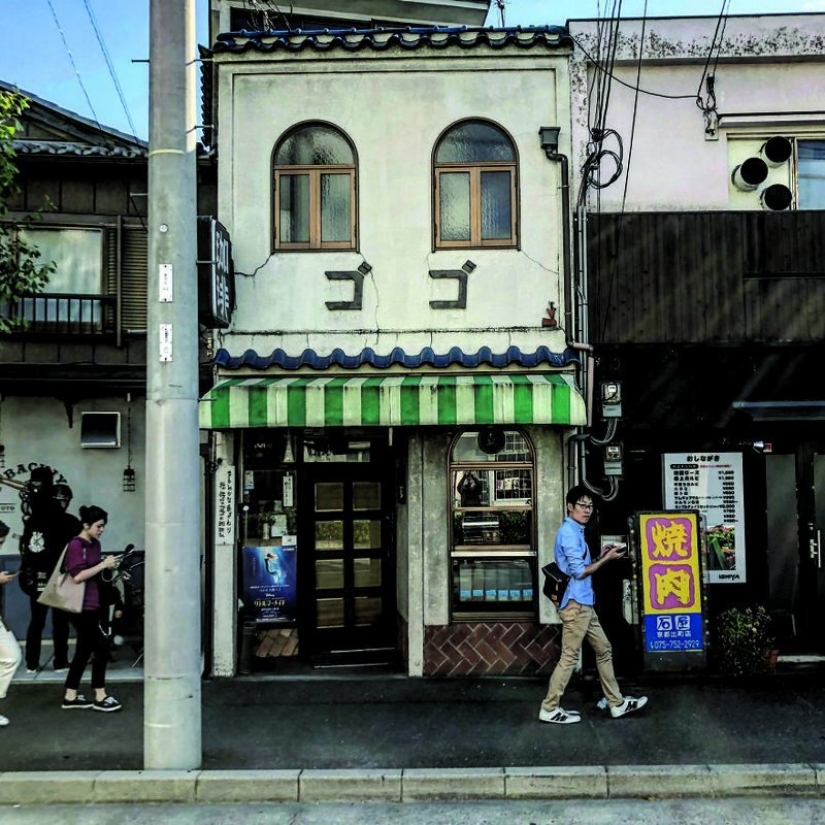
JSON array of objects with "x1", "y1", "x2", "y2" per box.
[{"x1": 121, "y1": 226, "x2": 148, "y2": 332}]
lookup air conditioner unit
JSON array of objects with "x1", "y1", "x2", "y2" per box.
[{"x1": 80, "y1": 412, "x2": 121, "y2": 448}]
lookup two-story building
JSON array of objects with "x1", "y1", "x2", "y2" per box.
[
  {"x1": 568, "y1": 13, "x2": 825, "y2": 664},
  {"x1": 0, "y1": 80, "x2": 223, "y2": 655},
  {"x1": 199, "y1": 0, "x2": 587, "y2": 676},
  {"x1": 0, "y1": 81, "x2": 151, "y2": 639}
]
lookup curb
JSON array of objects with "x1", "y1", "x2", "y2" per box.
[{"x1": 0, "y1": 764, "x2": 822, "y2": 805}]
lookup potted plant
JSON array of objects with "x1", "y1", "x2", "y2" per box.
[{"x1": 715, "y1": 604, "x2": 775, "y2": 678}]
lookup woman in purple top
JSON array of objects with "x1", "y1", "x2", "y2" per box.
[{"x1": 61, "y1": 505, "x2": 122, "y2": 713}]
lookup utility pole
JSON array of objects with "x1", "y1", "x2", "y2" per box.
[{"x1": 144, "y1": 0, "x2": 202, "y2": 769}]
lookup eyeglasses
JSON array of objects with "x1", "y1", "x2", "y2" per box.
[{"x1": 575, "y1": 501, "x2": 594, "y2": 510}]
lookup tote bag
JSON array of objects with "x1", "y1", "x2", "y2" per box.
[{"x1": 37, "y1": 544, "x2": 85, "y2": 614}]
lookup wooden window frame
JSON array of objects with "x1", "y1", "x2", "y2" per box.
[
  {"x1": 274, "y1": 166, "x2": 357, "y2": 251},
  {"x1": 434, "y1": 163, "x2": 518, "y2": 250}
]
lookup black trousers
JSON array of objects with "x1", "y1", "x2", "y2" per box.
[
  {"x1": 26, "y1": 595, "x2": 70, "y2": 670},
  {"x1": 65, "y1": 610, "x2": 110, "y2": 692}
]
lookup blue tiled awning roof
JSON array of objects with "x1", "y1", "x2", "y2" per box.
[{"x1": 212, "y1": 346, "x2": 577, "y2": 371}]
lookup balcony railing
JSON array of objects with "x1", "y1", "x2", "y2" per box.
[{"x1": 6, "y1": 293, "x2": 116, "y2": 336}]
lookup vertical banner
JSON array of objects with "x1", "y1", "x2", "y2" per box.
[
  {"x1": 637, "y1": 511, "x2": 706, "y2": 670},
  {"x1": 241, "y1": 536, "x2": 297, "y2": 623},
  {"x1": 663, "y1": 452, "x2": 746, "y2": 584},
  {"x1": 214, "y1": 465, "x2": 235, "y2": 547}
]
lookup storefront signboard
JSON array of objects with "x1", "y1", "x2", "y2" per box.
[
  {"x1": 663, "y1": 452, "x2": 746, "y2": 584},
  {"x1": 214, "y1": 465, "x2": 235, "y2": 547},
  {"x1": 637, "y1": 511, "x2": 706, "y2": 670},
  {"x1": 241, "y1": 536, "x2": 297, "y2": 623}
]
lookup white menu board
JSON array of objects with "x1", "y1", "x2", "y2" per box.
[{"x1": 663, "y1": 452, "x2": 746, "y2": 584}]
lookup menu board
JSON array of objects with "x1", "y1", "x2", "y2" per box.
[{"x1": 663, "y1": 453, "x2": 746, "y2": 584}]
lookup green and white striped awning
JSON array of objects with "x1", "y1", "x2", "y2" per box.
[{"x1": 199, "y1": 374, "x2": 586, "y2": 429}]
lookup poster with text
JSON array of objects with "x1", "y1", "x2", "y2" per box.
[
  {"x1": 241, "y1": 536, "x2": 297, "y2": 622},
  {"x1": 663, "y1": 452, "x2": 746, "y2": 584}
]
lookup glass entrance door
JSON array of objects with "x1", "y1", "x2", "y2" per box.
[{"x1": 304, "y1": 462, "x2": 395, "y2": 660}]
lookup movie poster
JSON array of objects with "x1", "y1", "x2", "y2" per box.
[{"x1": 241, "y1": 536, "x2": 297, "y2": 622}]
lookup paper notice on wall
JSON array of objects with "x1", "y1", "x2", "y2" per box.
[{"x1": 663, "y1": 452, "x2": 746, "y2": 584}]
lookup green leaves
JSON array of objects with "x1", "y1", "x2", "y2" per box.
[
  {"x1": 0, "y1": 90, "x2": 54, "y2": 334},
  {"x1": 716, "y1": 604, "x2": 774, "y2": 678}
]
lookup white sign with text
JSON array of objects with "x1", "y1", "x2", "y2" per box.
[{"x1": 663, "y1": 452, "x2": 746, "y2": 584}]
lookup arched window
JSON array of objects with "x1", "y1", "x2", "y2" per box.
[
  {"x1": 433, "y1": 121, "x2": 518, "y2": 249},
  {"x1": 273, "y1": 123, "x2": 357, "y2": 250},
  {"x1": 449, "y1": 429, "x2": 536, "y2": 619}
]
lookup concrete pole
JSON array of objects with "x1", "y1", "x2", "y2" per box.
[{"x1": 144, "y1": 0, "x2": 202, "y2": 769}]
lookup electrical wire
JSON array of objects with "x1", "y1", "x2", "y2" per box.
[
  {"x1": 598, "y1": 2, "x2": 647, "y2": 343},
  {"x1": 82, "y1": 0, "x2": 139, "y2": 140},
  {"x1": 573, "y1": 36, "x2": 698, "y2": 102},
  {"x1": 45, "y1": 0, "x2": 101, "y2": 129},
  {"x1": 696, "y1": 0, "x2": 731, "y2": 108}
]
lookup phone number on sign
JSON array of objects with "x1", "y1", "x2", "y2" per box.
[{"x1": 647, "y1": 638, "x2": 703, "y2": 651}]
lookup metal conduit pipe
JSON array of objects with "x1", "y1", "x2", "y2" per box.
[{"x1": 540, "y1": 129, "x2": 594, "y2": 491}]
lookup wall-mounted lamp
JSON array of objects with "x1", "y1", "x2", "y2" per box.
[
  {"x1": 357, "y1": 261, "x2": 373, "y2": 275},
  {"x1": 462, "y1": 260, "x2": 476, "y2": 274},
  {"x1": 538, "y1": 126, "x2": 561, "y2": 158},
  {"x1": 122, "y1": 467, "x2": 136, "y2": 492}
]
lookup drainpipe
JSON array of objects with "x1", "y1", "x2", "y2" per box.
[{"x1": 539, "y1": 128, "x2": 593, "y2": 489}]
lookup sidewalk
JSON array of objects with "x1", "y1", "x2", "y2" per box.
[{"x1": 2, "y1": 661, "x2": 825, "y2": 803}]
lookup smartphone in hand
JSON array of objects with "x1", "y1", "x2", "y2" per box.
[{"x1": 601, "y1": 542, "x2": 627, "y2": 558}]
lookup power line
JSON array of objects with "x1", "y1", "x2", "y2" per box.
[
  {"x1": 45, "y1": 0, "x2": 101, "y2": 129},
  {"x1": 82, "y1": 0, "x2": 139, "y2": 140}
]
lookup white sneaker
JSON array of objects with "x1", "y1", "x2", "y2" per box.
[
  {"x1": 610, "y1": 695, "x2": 648, "y2": 718},
  {"x1": 539, "y1": 707, "x2": 581, "y2": 724},
  {"x1": 0, "y1": 714, "x2": 9, "y2": 726},
  {"x1": 596, "y1": 697, "x2": 608, "y2": 710}
]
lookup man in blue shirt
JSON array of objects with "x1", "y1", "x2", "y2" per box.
[{"x1": 539, "y1": 485, "x2": 648, "y2": 724}]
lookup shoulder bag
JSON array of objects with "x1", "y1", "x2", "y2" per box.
[
  {"x1": 37, "y1": 544, "x2": 85, "y2": 614},
  {"x1": 541, "y1": 561, "x2": 570, "y2": 608}
]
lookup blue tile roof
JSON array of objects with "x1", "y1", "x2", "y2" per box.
[
  {"x1": 209, "y1": 25, "x2": 572, "y2": 55},
  {"x1": 212, "y1": 346, "x2": 577, "y2": 371}
]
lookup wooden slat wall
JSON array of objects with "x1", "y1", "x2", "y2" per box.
[{"x1": 587, "y1": 211, "x2": 825, "y2": 345}]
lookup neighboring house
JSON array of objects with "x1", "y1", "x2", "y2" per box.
[
  {"x1": 568, "y1": 13, "x2": 825, "y2": 664},
  {"x1": 0, "y1": 81, "x2": 149, "y2": 635},
  {"x1": 199, "y1": 0, "x2": 586, "y2": 676},
  {"x1": 0, "y1": 80, "x2": 221, "y2": 645}
]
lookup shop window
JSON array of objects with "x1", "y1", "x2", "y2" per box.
[
  {"x1": 433, "y1": 120, "x2": 518, "y2": 249},
  {"x1": 449, "y1": 429, "x2": 536, "y2": 620}
]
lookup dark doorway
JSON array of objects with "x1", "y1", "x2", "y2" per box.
[
  {"x1": 299, "y1": 436, "x2": 397, "y2": 665},
  {"x1": 765, "y1": 444, "x2": 825, "y2": 653}
]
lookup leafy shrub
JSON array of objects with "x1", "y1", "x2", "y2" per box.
[{"x1": 715, "y1": 605, "x2": 774, "y2": 678}]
